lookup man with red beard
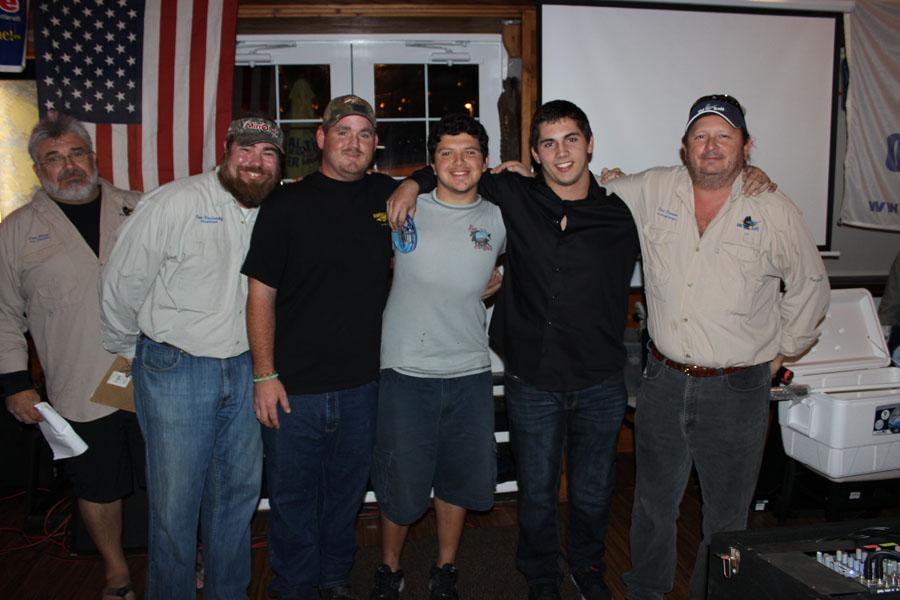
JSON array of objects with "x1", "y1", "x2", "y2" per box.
[
  {"x1": 0, "y1": 112, "x2": 142, "y2": 600},
  {"x1": 99, "y1": 116, "x2": 283, "y2": 599}
]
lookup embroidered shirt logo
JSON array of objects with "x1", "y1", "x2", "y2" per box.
[
  {"x1": 738, "y1": 215, "x2": 760, "y2": 231},
  {"x1": 28, "y1": 233, "x2": 50, "y2": 243},
  {"x1": 372, "y1": 211, "x2": 390, "y2": 227},
  {"x1": 469, "y1": 225, "x2": 492, "y2": 251},
  {"x1": 196, "y1": 215, "x2": 223, "y2": 224},
  {"x1": 656, "y1": 207, "x2": 678, "y2": 221}
]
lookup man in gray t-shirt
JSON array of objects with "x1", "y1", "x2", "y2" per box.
[{"x1": 371, "y1": 114, "x2": 506, "y2": 600}]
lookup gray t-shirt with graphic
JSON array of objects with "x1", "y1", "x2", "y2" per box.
[{"x1": 381, "y1": 191, "x2": 506, "y2": 377}]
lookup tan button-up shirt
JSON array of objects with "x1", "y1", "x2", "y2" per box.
[
  {"x1": 0, "y1": 181, "x2": 140, "y2": 422},
  {"x1": 100, "y1": 169, "x2": 257, "y2": 359},
  {"x1": 606, "y1": 166, "x2": 829, "y2": 368}
]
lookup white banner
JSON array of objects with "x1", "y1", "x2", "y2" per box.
[{"x1": 842, "y1": 0, "x2": 900, "y2": 231}]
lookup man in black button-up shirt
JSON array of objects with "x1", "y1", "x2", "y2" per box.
[{"x1": 393, "y1": 100, "x2": 639, "y2": 600}]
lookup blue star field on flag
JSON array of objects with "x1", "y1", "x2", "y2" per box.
[{"x1": 35, "y1": 0, "x2": 144, "y2": 123}]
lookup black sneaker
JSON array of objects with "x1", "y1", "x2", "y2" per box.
[
  {"x1": 527, "y1": 581, "x2": 561, "y2": 600},
  {"x1": 570, "y1": 566, "x2": 611, "y2": 600},
  {"x1": 370, "y1": 564, "x2": 405, "y2": 600},
  {"x1": 429, "y1": 563, "x2": 459, "y2": 600},
  {"x1": 319, "y1": 585, "x2": 361, "y2": 600}
]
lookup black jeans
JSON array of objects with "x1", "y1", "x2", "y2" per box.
[
  {"x1": 624, "y1": 353, "x2": 770, "y2": 600},
  {"x1": 505, "y1": 372, "x2": 627, "y2": 584}
]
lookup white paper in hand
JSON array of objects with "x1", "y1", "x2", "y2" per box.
[{"x1": 35, "y1": 402, "x2": 89, "y2": 459}]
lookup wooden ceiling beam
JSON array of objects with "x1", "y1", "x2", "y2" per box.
[{"x1": 238, "y1": 4, "x2": 528, "y2": 19}]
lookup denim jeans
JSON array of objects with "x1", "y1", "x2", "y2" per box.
[
  {"x1": 505, "y1": 372, "x2": 627, "y2": 584},
  {"x1": 263, "y1": 381, "x2": 378, "y2": 600},
  {"x1": 623, "y1": 353, "x2": 770, "y2": 600},
  {"x1": 372, "y1": 369, "x2": 496, "y2": 524},
  {"x1": 133, "y1": 337, "x2": 262, "y2": 600}
]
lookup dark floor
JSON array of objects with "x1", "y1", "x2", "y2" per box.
[{"x1": 7, "y1": 442, "x2": 897, "y2": 600}]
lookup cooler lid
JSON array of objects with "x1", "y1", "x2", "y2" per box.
[{"x1": 783, "y1": 288, "x2": 890, "y2": 376}]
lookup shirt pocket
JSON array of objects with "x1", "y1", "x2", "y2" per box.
[
  {"x1": 641, "y1": 223, "x2": 679, "y2": 304},
  {"x1": 21, "y1": 241, "x2": 85, "y2": 313},
  {"x1": 718, "y1": 241, "x2": 765, "y2": 315},
  {"x1": 168, "y1": 230, "x2": 232, "y2": 312}
]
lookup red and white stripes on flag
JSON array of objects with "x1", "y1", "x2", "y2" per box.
[{"x1": 82, "y1": 0, "x2": 237, "y2": 192}]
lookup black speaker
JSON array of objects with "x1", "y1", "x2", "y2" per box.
[{"x1": 709, "y1": 518, "x2": 900, "y2": 599}]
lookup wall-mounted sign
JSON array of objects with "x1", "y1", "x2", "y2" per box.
[{"x1": 0, "y1": 0, "x2": 27, "y2": 73}]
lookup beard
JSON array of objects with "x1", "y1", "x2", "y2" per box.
[
  {"x1": 41, "y1": 167, "x2": 99, "y2": 203},
  {"x1": 218, "y1": 163, "x2": 280, "y2": 208},
  {"x1": 685, "y1": 154, "x2": 745, "y2": 191}
]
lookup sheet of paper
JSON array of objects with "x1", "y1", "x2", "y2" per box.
[{"x1": 35, "y1": 402, "x2": 89, "y2": 460}]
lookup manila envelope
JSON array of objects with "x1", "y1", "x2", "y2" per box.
[{"x1": 90, "y1": 356, "x2": 134, "y2": 412}]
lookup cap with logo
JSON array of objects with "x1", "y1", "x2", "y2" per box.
[
  {"x1": 322, "y1": 95, "x2": 377, "y2": 129},
  {"x1": 227, "y1": 117, "x2": 284, "y2": 153},
  {"x1": 685, "y1": 95, "x2": 747, "y2": 132}
]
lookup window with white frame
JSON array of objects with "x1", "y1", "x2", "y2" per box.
[{"x1": 233, "y1": 35, "x2": 505, "y2": 179}]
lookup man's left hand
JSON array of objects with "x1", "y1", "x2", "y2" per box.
[
  {"x1": 481, "y1": 268, "x2": 503, "y2": 300},
  {"x1": 742, "y1": 166, "x2": 777, "y2": 196},
  {"x1": 491, "y1": 161, "x2": 533, "y2": 177},
  {"x1": 770, "y1": 353, "x2": 785, "y2": 378}
]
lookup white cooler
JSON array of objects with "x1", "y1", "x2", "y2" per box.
[{"x1": 778, "y1": 288, "x2": 900, "y2": 482}]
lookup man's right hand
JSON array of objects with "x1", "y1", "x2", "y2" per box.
[
  {"x1": 254, "y1": 378, "x2": 291, "y2": 429},
  {"x1": 5, "y1": 389, "x2": 42, "y2": 424},
  {"x1": 387, "y1": 179, "x2": 420, "y2": 230}
]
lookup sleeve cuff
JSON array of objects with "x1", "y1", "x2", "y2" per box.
[
  {"x1": 0, "y1": 370, "x2": 34, "y2": 396},
  {"x1": 408, "y1": 167, "x2": 436, "y2": 194}
]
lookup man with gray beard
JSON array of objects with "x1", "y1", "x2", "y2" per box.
[
  {"x1": 100, "y1": 116, "x2": 283, "y2": 600},
  {"x1": 0, "y1": 112, "x2": 142, "y2": 600}
]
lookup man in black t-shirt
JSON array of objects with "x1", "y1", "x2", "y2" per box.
[{"x1": 242, "y1": 95, "x2": 396, "y2": 600}]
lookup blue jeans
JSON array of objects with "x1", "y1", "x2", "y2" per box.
[
  {"x1": 505, "y1": 372, "x2": 627, "y2": 584},
  {"x1": 372, "y1": 369, "x2": 496, "y2": 524},
  {"x1": 623, "y1": 352, "x2": 770, "y2": 600},
  {"x1": 263, "y1": 381, "x2": 379, "y2": 600},
  {"x1": 133, "y1": 337, "x2": 262, "y2": 600}
]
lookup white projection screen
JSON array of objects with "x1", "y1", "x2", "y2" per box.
[{"x1": 541, "y1": 3, "x2": 841, "y2": 246}]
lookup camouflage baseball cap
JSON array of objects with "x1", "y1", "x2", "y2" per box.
[
  {"x1": 226, "y1": 116, "x2": 284, "y2": 153},
  {"x1": 322, "y1": 95, "x2": 377, "y2": 128}
]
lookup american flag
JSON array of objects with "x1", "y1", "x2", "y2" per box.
[{"x1": 35, "y1": 0, "x2": 238, "y2": 192}]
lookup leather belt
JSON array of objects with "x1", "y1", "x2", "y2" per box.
[{"x1": 649, "y1": 343, "x2": 749, "y2": 378}]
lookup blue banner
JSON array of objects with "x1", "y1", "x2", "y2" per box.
[{"x1": 0, "y1": 0, "x2": 27, "y2": 73}]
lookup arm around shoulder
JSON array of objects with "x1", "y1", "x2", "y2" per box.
[{"x1": 98, "y1": 198, "x2": 169, "y2": 357}]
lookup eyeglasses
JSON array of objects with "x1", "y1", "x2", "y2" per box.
[
  {"x1": 692, "y1": 94, "x2": 745, "y2": 114},
  {"x1": 38, "y1": 147, "x2": 94, "y2": 168}
]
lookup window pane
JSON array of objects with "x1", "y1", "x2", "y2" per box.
[
  {"x1": 374, "y1": 122, "x2": 427, "y2": 176},
  {"x1": 428, "y1": 64, "x2": 479, "y2": 118},
  {"x1": 283, "y1": 124, "x2": 320, "y2": 180},
  {"x1": 374, "y1": 64, "x2": 425, "y2": 118},
  {"x1": 278, "y1": 65, "x2": 330, "y2": 120},
  {"x1": 233, "y1": 66, "x2": 277, "y2": 119}
]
